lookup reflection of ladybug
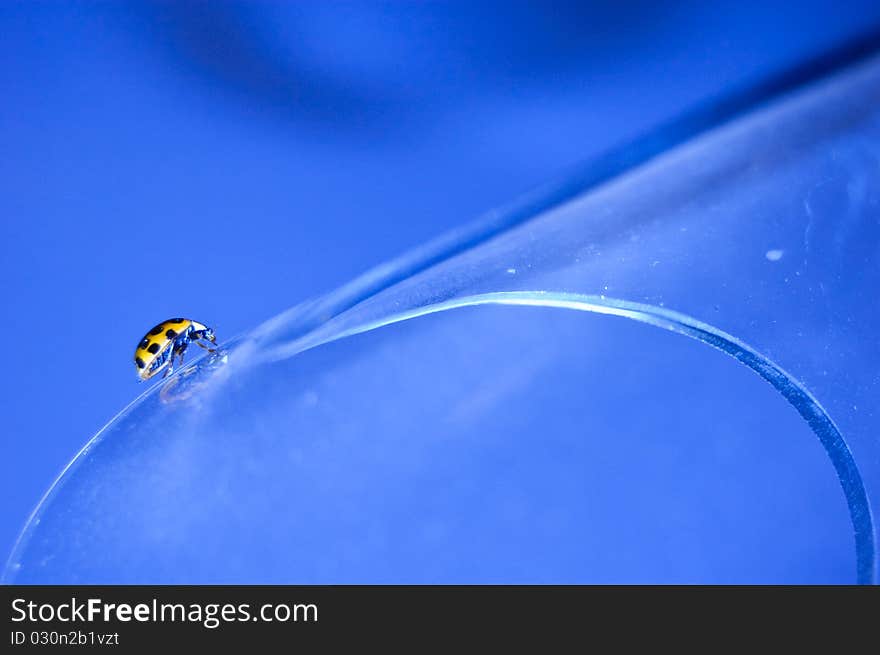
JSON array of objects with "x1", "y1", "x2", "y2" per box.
[
  {"x1": 159, "y1": 365, "x2": 204, "y2": 404},
  {"x1": 133, "y1": 319, "x2": 217, "y2": 381}
]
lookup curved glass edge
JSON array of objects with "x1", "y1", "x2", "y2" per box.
[
  {"x1": 263, "y1": 291, "x2": 876, "y2": 584},
  {"x1": 3, "y1": 293, "x2": 872, "y2": 583},
  {"x1": 0, "y1": 347, "x2": 236, "y2": 584}
]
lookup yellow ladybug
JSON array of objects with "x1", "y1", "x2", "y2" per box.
[{"x1": 133, "y1": 318, "x2": 217, "y2": 381}]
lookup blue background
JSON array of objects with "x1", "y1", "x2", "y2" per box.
[{"x1": 2, "y1": 1, "x2": 880, "y2": 569}]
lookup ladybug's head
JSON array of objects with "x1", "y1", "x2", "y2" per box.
[{"x1": 192, "y1": 323, "x2": 216, "y2": 344}]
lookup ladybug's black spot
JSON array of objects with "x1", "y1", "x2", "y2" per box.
[
  {"x1": 150, "y1": 325, "x2": 164, "y2": 336},
  {"x1": 139, "y1": 337, "x2": 150, "y2": 350},
  {"x1": 135, "y1": 357, "x2": 145, "y2": 369},
  {"x1": 166, "y1": 329, "x2": 177, "y2": 339},
  {"x1": 171, "y1": 318, "x2": 185, "y2": 323},
  {"x1": 147, "y1": 343, "x2": 161, "y2": 354}
]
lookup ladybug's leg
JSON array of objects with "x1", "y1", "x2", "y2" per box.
[
  {"x1": 173, "y1": 336, "x2": 190, "y2": 369},
  {"x1": 191, "y1": 329, "x2": 217, "y2": 352},
  {"x1": 162, "y1": 352, "x2": 176, "y2": 378},
  {"x1": 194, "y1": 339, "x2": 216, "y2": 352},
  {"x1": 162, "y1": 337, "x2": 188, "y2": 378}
]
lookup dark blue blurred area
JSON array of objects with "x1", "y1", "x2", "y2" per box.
[{"x1": 2, "y1": 0, "x2": 880, "y2": 567}]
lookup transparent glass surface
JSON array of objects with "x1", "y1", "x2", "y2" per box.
[{"x1": 5, "y1": 52, "x2": 879, "y2": 584}]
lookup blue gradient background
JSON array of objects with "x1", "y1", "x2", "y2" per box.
[{"x1": 2, "y1": 1, "x2": 880, "y2": 574}]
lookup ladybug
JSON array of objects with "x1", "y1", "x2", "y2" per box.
[{"x1": 133, "y1": 318, "x2": 217, "y2": 381}]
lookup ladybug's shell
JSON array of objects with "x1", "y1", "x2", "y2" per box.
[{"x1": 134, "y1": 318, "x2": 204, "y2": 380}]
